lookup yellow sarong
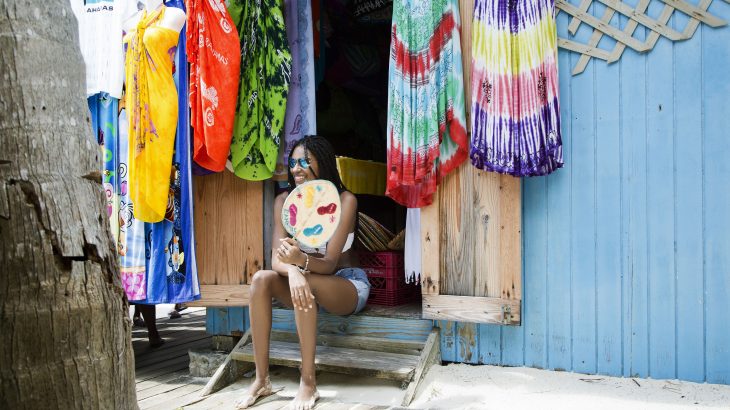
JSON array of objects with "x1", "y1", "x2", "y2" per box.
[{"x1": 124, "y1": 6, "x2": 179, "y2": 222}]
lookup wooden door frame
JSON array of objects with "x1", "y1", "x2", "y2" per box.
[{"x1": 418, "y1": 0, "x2": 522, "y2": 325}]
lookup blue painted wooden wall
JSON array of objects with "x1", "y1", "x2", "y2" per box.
[
  {"x1": 439, "y1": 0, "x2": 730, "y2": 385},
  {"x1": 208, "y1": 0, "x2": 730, "y2": 385}
]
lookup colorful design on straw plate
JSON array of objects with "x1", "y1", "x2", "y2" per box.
[{"x1": 281, "y1": 180, "x2": 342, "y2": 249}]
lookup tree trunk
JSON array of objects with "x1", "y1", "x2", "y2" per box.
[{"x1": 0, "y1": 1, "x2": 138, "y2": 408}]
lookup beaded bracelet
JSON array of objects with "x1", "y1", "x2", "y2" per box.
[{"x1": 298, "y1": 253, "x2": 310, "y2": 275}]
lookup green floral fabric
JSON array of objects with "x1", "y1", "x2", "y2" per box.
[{"x1": 229, "y1": 0, "x2": 292, "y2": 180}]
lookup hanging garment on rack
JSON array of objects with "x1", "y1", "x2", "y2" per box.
[
  {"x1": 186, "y1": 0, "x2": 241, "y2": 172},
  {"x1": 470, "y1": 0, "x2": 563, "y2": 176},
  {"x1": 124, "y1": 6, "x2": 180, "y2": 222},
  {"x1": 228, "y1": 0, "x2": 292, "y2": 181},
  {"x1": 71, "y1": 0, "x2": 137, "y2": 98},
  {"x1": 143, "y1": 0, "x2": 200, "y2": 303},
  {"x1": 386, "y1": 0, "x2": 469, "y2": 208},
  {"x1": 91, "y1": 95, "x2": 148, "y2": 301},
  {"x1": 273, "y1": 0, "x2": 317, "y2": 180},
  {"x1": 117, "y1": 110, "x2": 149, "y2": 301}
]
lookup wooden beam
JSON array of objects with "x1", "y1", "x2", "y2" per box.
[
  {"x1": 422, "y1": 295, "x2": 521, "y2": 325},
  {"x1": 402, "y1": 328, "x2": 441, "y2": 406},
  {"x1": 657, "y1": 0, "x2": 727, "y2": 27},
  {"x1": 499, "y1": 175, "x2": 521, "y2": 302},
  {"x1": 199, "y1": 330, "x2": 253, "y2": 397},
  {"x1": 421, "y1": 200, "x2": 440, "y2": 296},
  {"x1": 186, "y1": 285, "x2": 250, "y2": 307},
  {"x1": 556, "y1": 0, "x2": 651, "y2": 52}
]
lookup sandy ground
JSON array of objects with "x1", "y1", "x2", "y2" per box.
[
  {"x1": 184, "y1": 363, "x2": 730, "y2": 409},
  {"x1": 409, "y1": 364, "x2": 730, "y2": 410}
]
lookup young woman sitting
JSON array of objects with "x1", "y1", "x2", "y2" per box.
[{"x1": 235, "y1": 136, "x2": 371, "y2": 410}]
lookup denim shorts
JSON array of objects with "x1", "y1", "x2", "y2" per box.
[{"x1": 334, "y1": 267, "x2": 371, "y2": 314}]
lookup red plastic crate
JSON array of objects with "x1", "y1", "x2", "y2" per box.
[{"x1": 359, "y1": 251, "x2": 421, "y2": 306}]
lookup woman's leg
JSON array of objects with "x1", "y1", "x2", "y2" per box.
[
  {"x1": 236, "y1": 270, "x2": 292, "y2": 409},
  {"x1": 290, "y1": 274, "x2": 358, "y2": 409},
  {"x1": 138, "y1": 304, "x2": 163, "y2": 347}
]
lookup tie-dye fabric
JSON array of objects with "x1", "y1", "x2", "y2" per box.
[
  {"x1": 273, "y1": 0, "x2": 317, "y2": 180},
  {"x1": 187, "y1": 0, "x2": 241, "y2": 172},
  {"x1": 124, "y1": 6, "x2": 180, "y2": 222},
  {"x1": 386, "y1": 0, "x2": 469, "y2": 208},
  {"x1": 229, "y1": 0, "x2": 292, "y2": 181},
  {"x1": 470, "y1": 0, "x2": 563, "y2": 176}
]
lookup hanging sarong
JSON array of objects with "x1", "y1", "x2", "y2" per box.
[
  {"x1": 142, "y1": 0, "x2": 201, "y2": 304},
  {"x1": 386, "y1": 0, "x2": 469, "y2": 208},
  {"x1": 89, "y1": 95, "x2": 148, "y2": 301},
  {"x1": 187, "y1": 0, "x2": 241, "y2": 172},
  {"x1": 273, "y1": 0, "x2": 317, "y2": 180},
  {"x1": 228, "y1": 0, "x2": 292, "y2": 181},
  {"x1": 124, "y1": 6, "x2": 180, "y2": 222},
  {"x1": 470, "y1": 0, "x2": 563, "y2": 176}
]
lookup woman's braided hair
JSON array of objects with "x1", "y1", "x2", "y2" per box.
[
  {"x1": 286, "y1": 135, "x2": 359, "y2": 249},
  {"x1": 287, "y1": 135, "x2": 347, "y2": 193}
]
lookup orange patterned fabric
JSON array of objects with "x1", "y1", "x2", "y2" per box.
[{"x1": 186, "y1": 0, "x2": 241, "y2": 172}]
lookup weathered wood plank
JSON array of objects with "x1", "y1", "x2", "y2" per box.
[
  {"x1": 420, "y1": 199, "x2": 440, "y2": 296},
  {"x1": 473, "y1": 170, "x2": 499, "y2": 298},
  {"x1": 135, "y1": 356, "x2": 190, "y2": 381},
  {"x1": 137, "y1": 374, "x2": 197, "y2": 401},
  {"x1": 193, "y1": 172, "x2": 263, "y2": 289},
  {"x1": 499, "y1": 175, "x2": 521, "y2": 302},
  {"x1": 271, "y1": 308, "x2": 433, "y2": 342},
  {"x1": 270, "y1": 330, "x2": 423, "y2": 355},
  {"x1": 135, "y1": 338, "x2": 210, "y2": 369},
  {"x1": 401, "y1": 328, "x2": 440, "y2": 406},
  {"x1": 232, "y1": 341, "x2": 418, "y2": 382},
  {"x1": 186, "y1": 285, "x2": 251, "y2": 307},
  {"x1": 139, "y1": 383, "x2": 206, "y2": 410},
  {"x1": 423, "y1": 295, "x2": 520, "y2": 325},
  {"x1": 135, "y1": 370, "x2": 190, "y2": 393},
  {"x1": 440, "y1": 164, "x2": 475, "y2": 296}
]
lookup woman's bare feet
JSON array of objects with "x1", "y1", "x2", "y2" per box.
[
  {"x1": 235, "y1": 376, "x2": 274, "y2": 409},
  {"x1": 290, "y1": 376, "x2": 319, "y2": 410}
]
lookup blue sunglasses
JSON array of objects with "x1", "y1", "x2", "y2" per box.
[{"x1": 288, "y1": 157, "x2": 311, "y2": 169}]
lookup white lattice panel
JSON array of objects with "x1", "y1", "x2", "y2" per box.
[{"x1": 556, "y1": 0, "x2": 729, "y2": 74}]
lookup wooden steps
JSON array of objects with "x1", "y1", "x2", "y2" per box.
[
  {"x1": 199, "y1": 307, "x2": 439, "y2": 407},
  {"x1": 231, "y1": 334, "x2": 420, "y2": 382}
]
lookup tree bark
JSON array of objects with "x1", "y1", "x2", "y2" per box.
[{"x1": 0, "y1": 1, "x2": 138, "y2": 408}]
